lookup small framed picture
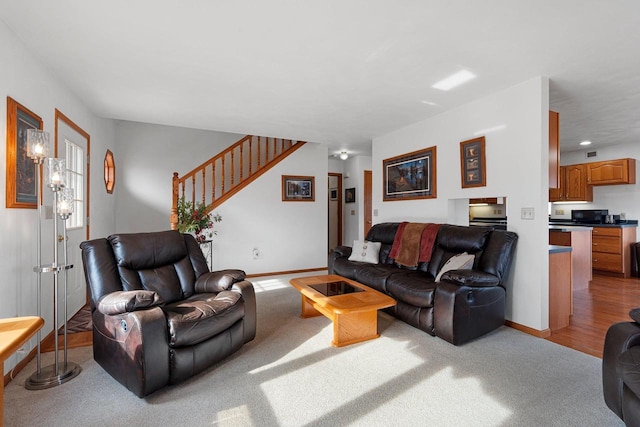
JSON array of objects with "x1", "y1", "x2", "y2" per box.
[
  {"x1": 282, "y1": 175, "x2": 315, "y2": 201},
  {"x1": 460, "y1": 136, "x2": 486, "y2": 188},
  {"x1": 345, "y1": 187, "x2": 356, "y2": 203},
  {"x1": 330, "y1": 189, "x2": 338, "y2": 201}
]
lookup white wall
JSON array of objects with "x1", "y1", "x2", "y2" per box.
[
  {"x1": 114, "y1": 121, "x2": 242, "y2": 232},
  {"x1": 343, "y1": 156, "x2": 372, "y2": 245},
  {"x1": 373, "y1": 77, "x2": 550, "y2": 331},
  {"x1": 0, "y1": 20, "x2": 116, "y2": 371},
  {"x1": 210, "y1": 142, "x2": 328, "y2": 274},
  {"x1": 550, "y1": 143, "x2": 640, "y2": 221},
  {"x1": 114, "y1": 123, "x2": 329, "y2": 274}
]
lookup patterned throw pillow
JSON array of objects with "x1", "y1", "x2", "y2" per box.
[{"x1": 348, "y1": 240, "x2": 382, "y2": 264}]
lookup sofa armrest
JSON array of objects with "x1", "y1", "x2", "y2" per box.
[
  {"x1": 195, "y1": 269, "x2": 246, "y2": 293},
  {"x1": 328, "y1": 246, "x2": 353, "y2": 274},
  {"x1": 440, "y1": 269, "x2": 500, "y2": 287},
  {"x1": 96, "y1": 290, "x2": 163, "y2": 315},
  {"x1": 333, "y1": 246, "x2": 353, "y2": 258},
  {"x1": 232, "y1": 280, "x2": 257, "y2": 343},
  {"x1": 92, "y1": 306, "x2": 170, "y2": 397},
  {"x1": 434, "y1": 280, "x2": 506, "y2": 345}
]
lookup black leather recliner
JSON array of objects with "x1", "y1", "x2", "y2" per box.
[
  {"x1": 603, "y1": 309, "x2": 640, "y2": 426},
  {"x1": 80, "y1": 230, "x2": 256, "y2": 397}
]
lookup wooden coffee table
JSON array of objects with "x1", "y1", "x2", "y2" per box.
[{"x1": 289, "y1": 274, "x2": 396, "y2": 347}]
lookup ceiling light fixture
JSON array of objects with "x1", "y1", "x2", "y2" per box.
[
  {"x1": 580, "y1": 140, "x2": 592, "y2": 146},
  {"x1": 339, "y1": 151, "x2": 349, "y2": 160},
  {"x1": 432, "y1": 69, "x2": 476, "y2": 91}
]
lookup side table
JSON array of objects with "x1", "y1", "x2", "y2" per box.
[{"x1": 0, "y1": 316, "x2": 44, "y2": 426}]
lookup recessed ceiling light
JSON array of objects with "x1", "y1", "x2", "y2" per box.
[
  {"x1": 580, "y1": 140, "x2": 592, "y2": 146},
  {"x1": 432, "y1": 70, "x2": 476, "y2": 91}
]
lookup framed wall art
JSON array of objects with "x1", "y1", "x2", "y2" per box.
[
  {"x1": 6, "y1": 96, "x2": 43, "y2": 208},
  {"x1": 282, "y1": 175, "x2": 315, "y2": 201},
  {"x1": 345, "y1": 187, "x2": 355, "y2": 203},
  {"x1": 383, "y1": 146, "x2": 437, "y2": 201},
  {"x1": 460, "y1": 136, "x2": 486, "y2": 188}
]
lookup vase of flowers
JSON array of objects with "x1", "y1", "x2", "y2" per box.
[{"x1": 176, "y1": 196, "x2": 222, "y2": 243}]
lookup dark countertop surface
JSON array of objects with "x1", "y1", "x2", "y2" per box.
[
  {"x1": 549, "y1": 220, "x2": 638, "y2": 228},
  {"x1": 549, "y1": 225, "x2": 593, "y2": 232}
]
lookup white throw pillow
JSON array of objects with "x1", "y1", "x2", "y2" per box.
[
  {"x1": 348, "y1": 240, "x2": 381, "y2": 264},
  {"x1": 435, "y1": 252, "x2": 475, "y2": 282}
]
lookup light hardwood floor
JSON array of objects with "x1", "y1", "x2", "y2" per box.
[{"x1": 546, "y1": 273, "x2": 640, "y2": 358}]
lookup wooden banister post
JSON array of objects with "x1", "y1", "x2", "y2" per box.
[{"x1": 170, "y1": 172, "x2": 179, "y2": 230}]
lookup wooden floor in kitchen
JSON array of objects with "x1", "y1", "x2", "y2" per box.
[{"x1": 545, "y1": 273, "x2": 640, "y2": 358}]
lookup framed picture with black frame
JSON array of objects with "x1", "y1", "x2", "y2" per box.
[
  {"x1": 345, "y1": 187, "x2": 355, "y2": 203},
  {"x1": 460, "y1": 136, "x2": 486, "y2": 188},
  {"x1": 383, "y1": 146, "x2": 437, "y2": 201}
]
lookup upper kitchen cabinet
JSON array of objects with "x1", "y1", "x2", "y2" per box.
[
  {"x1": 550, "y1": 164, "x2": 594, "y2": 202},
  {"x1": 586, "y1": 158, "x2": 636, "y2": 185}
]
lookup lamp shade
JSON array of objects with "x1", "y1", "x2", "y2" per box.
[
  {"x1": 45, "y1": 158, "x2": 66, "y2": 190},
  {"x1": 26, "y1": 129, "x2": 50, "y2": 163},
  {"x1": 57, "y1": 187, "x2": 74, "y2": 219}
]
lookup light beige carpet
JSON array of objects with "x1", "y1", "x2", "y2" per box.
[{"x1": 4, "y1": 273, "x2": 623, "y2": 426}]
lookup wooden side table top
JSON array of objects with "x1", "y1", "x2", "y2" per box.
[
  {"x1": 0, "y1": 316, "x2": 44, "y2": 362},
  {"x1": 1, "y1": 316, "x2": 44, "y2": 427}
]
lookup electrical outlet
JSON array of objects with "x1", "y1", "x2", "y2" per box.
[
  {"x1": 555, "y1": 209, "x2": 565, "y2": 215},
  {"x1": 252, "y1": 248, "x2": 260, "y2": 260},
  {"x1": 521, "y1": 207, "x2": 535, "y2": 220}
]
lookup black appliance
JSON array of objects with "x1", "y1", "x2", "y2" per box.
[
  {"x1": 469, "y1": 217, "x2": 507, "y2": 230},
  {"x1": 571, "y1": 209, "x2": 608, "y2": 224}
]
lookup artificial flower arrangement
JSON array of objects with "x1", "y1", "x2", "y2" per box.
[{"x1": 177, "y1": 196, "x2": 222, "y2": 243}]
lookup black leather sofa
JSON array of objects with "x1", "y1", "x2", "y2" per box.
[
  {"x1": 328, "y1": 223, "x2": 518, "y2": 345},
  {"x1": 80, "y1": 230, "x2": 256, "y2": 397},
  {"x1": 603, "y1": 309, "x2": 640, "y2": 426}
]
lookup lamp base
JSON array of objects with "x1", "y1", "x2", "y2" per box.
[{"x1": 25, "y1": 362, "x2": 81, "y2": 390}]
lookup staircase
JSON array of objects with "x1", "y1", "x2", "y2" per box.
[{"x1": 170, "y1": 135, "x2": 305, "y2": 230}]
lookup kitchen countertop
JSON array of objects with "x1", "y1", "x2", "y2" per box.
[
  {"x1": 549, "y1": 245, "x2": 572, "y2": 254},
  {"x1": 549, "y1": 225, "x2": 593, "y2": 232},
  {"x1": 549, "y1": 220, "x2": 638, "y2": 228}
]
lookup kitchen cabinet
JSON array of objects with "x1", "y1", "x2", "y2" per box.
[
  {"x1": 549, "y1": 227, "x2": 592, "y2": 290},
  {"x1": 469, "y1": 197, "x2": 498, "y2": 205},
  {"x1": 592, "y1": 226, "x2": 637, "y2": 277},
  {"x1": 549, "y1": 246, "x2": 572, "y2": 332},
  {"x1": 586, "y1": 158, "x2": 636, "y2": 185},
  {"x1": 549, "y1": 164, "x2": 593, "y2": 202}
]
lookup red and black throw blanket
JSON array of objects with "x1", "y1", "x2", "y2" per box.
[{"x1": 390, "y1": 222, "x2": 440, "y2": 267}]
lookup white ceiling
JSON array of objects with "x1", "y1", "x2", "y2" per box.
[{"x1": 1, "y1": 1, "x2": 639, "y2": 158}]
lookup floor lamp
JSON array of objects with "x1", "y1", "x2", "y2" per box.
[{"x1": 25, "y1": 130, "x2": 81, "y2": 390}]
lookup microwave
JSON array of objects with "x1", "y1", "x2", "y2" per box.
[{"x1": 571, "y1": 209, "x2": 608, "y2": 224}]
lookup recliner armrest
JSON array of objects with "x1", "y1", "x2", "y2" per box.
[
  {"x1": 440, "y1": 269, "x2": 500, "y2": 287},
  {"x1": 96, "y1": 290, "x2": 163, "y2": 315},
  {"x1": 231, "y1": 280, "x2": 257, "y2": 343},
  {"x1": 195, "y1": 269, "x2": 246, "y2": 293}
]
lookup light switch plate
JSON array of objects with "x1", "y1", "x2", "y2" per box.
[{"x1": 521, "y1": 207, "x2": 534, "y2": 220}]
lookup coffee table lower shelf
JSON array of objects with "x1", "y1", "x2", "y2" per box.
[{"x1": 290, "y1": 274, "x2": 396, "y2": 347}]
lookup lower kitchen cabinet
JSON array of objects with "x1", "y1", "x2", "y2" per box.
[{"x1": 592, "y1": 226, "x2": 637, "y2": 278}]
